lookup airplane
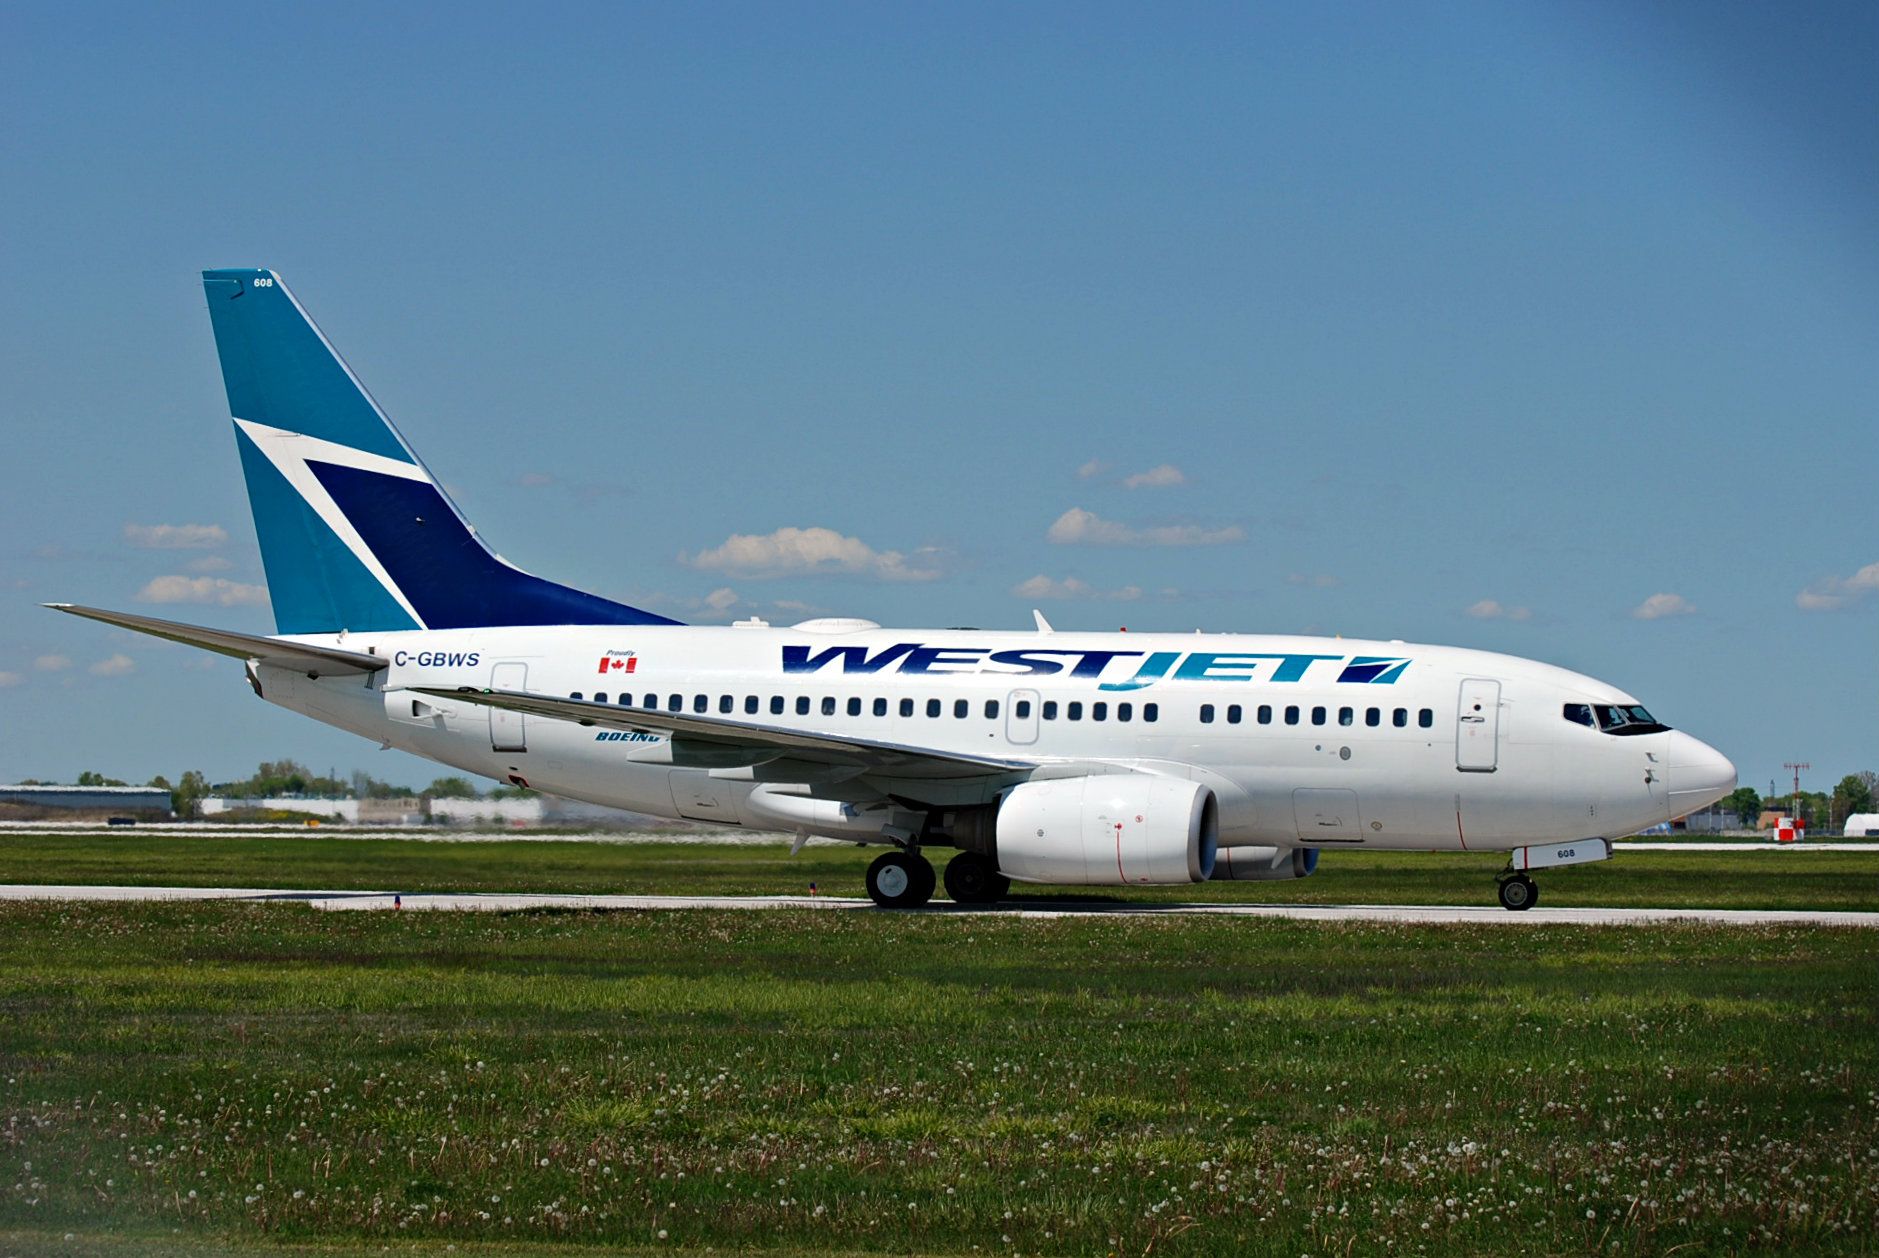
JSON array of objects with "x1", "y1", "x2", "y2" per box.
[{"x1": 51, "y1": 268, "x2": 1738, "y2": 910}]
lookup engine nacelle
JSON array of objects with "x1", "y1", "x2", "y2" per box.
[
  {"x1": 993, "y1": 776, "x2": 1217, "y2": 885},
  {"x1": 1212, "y1": 845, "x2": 1320, "y2": 881}
]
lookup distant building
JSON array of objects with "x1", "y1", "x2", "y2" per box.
[
  {"x1": 1677, "y1": 803, "x2": 1733, "y2": 834},
  {"x1": 0, "y1": 784, "x2": 173, "y2": 818},
  {"x1": 1845, "y1": 813, "x2": 1879, "y2": 838}
]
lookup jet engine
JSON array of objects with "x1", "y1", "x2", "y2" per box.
[
  {"x1": 1212, "y1": 845, "x2": 1320, "y2": 881},
  {"x1": 952, "y1": 775, "x2": 1217, "y2": 885}
]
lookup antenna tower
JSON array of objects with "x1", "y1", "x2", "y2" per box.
[{"x1": 1783, "y1": 762, "x2": 1810, "y2": 827}]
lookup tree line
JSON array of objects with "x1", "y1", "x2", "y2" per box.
[
  {"x1": 24, "y1": 763, "x2": 530, "y2": 818},
  {"x1": 1722, "y1": 773, "x2": 1877, "y2": 831}
]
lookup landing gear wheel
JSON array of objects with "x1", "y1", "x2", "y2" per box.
[
  {"x1": 866, "y1": 851, "x2": 935, "y2": 909},
  {"x1": 943, "y1": 851, "x2": 1012, "y2": 904},
  {"x1": 1497, "y1": 874, "x2": 1539, "y2": 912}
]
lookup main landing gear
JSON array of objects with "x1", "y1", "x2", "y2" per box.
[
  {"x1": 1496, "y1": 872, "x2": 1540, "y2": 912},
  {"x1": 865, "y1": 849, "x2": 936, "y2": 908},
  {"x1": 864, "y1": 849, "x2": 1013, "y2": 908},
  {"x1": 943, "y1": 851, "x2": 1011, "y2": 905}
]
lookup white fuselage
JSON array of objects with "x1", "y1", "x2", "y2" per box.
[{"x1": 255, "y1": 622, "x2": 1734, "y2": 853}]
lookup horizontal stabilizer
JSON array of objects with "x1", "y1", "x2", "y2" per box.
[
  {"x1": 414, "y1": 686, "x2": 1031, "y2": 778},
  {"x1": 45, "y1": 604, "x2": 387, "y2": 676}
]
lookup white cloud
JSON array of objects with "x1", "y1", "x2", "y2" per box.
[
  {"x1": 0, "y1": 671, "x2": 21, "y2": 688},
  {"x1": 1121, "y1": 463, "x2": 1186, "y2": 489},
  {"x1": 1046, "y1": 507, "x2": 1243, "y2": 547},
  {"x1": 186, "y1": 554, "x2": 234, "y2": 574},
  {"x1": 1076, "y1": 459, "x2": 1107, "y2": 480},
  {"x1": 123, "y1": 523, "x2": 228, "y2": 550},
  {"x1": 89, "y1": 653, "x2": 135, "y2": 677},
  {"x1": 1796, "y1": 560, "x2": 1879, "y2": 612},
  {"x1": 1466, "y1": 599, "x2": 1532, "y2": 622},
  {"x1": 1286, "y1": 573, "x2": 1341, "y2": 589},
  {"x1": 1631, "y1": 592, "x2": 1695, "y2": 621},
  {"x1": 683, "y1": 527, "x2": 942, "y2": 581},
  {"x1": 136, "y1": 575, "x2": 269, "y2": 606},
  {"x1": 1011, "y1": 574, "x2": 1143, "y2": 602},
  {"x1": 703, "y1": 587, "x2": 740, "y2": 612},
  {"x1": 34, "y1": 654, "x2": 71, "y2": 672}
]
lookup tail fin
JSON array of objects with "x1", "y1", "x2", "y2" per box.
[{"x1": 201, "y1": 269, "x2": 679, "y2": 634}]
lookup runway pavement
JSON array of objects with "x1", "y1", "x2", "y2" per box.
[{"x1": 0, "y1": 883, "x2": 1872, "y2": 927}]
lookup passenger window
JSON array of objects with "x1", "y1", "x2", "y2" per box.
[
  {"x1": 1258, "y1": 704, "x2": 1272, "y2": 725},
  {"x1": 571, "y1": 691, "x2": 584, "y2": 701},
  {"x1": 1285, "y1": 705, "x2": 1301, "y2": 726},
  {"x1": 795, "y1": 696, "x2": 811, "y2": 716},
  {"x1": 954, "y1": 699, "x2": 969, "y2": 718},
  {"x1": 1067, "y1": 701, "x2": 1083, "y2": 721},
  {"x1": 1392, "y1": 708, "x2": 1408, "y2": 728},
  {"x1": 1365, "y1": 707, "x2": 1380, "y2": 727},
  {"x1": 873, "y1": 697, "x2": 888, "y2": 717},
  {"x1": 985, "y1": 699, "x2": 999, "y2": 719},
  {"x1": 745, "y1": 695, "x2": 759, "y2": 715},
  {"x1": 1227, "y1": 704, "x2": 1242, "y2": 725},
  {"x1": 847, "y1": 697, "x2": 862, "y2": 717},
  {"x1": 1311, "y1": 706, "x2": 1327, "y2": 726},
  {"x1": 1043, "y1": 700, "x2": 1059, "y2": 720},
  {"x1": 1563, "y1": 703, "x2": 1594, "y2": 727},
  {"x1": 643, "y1": 693, "x2": 656, "y2": 708},
  {"x1": 719, "y1": 695, "x2": 733, "y2": 714},
  {"x1": 1015, "y1": 699, "x2": 1032, "y2": 718},
  {"x1": 1144, "y1": 703, "x2": 1159, "y2": 723},
  {"x1": 1338, "y1": 706, "x2": 1354, "y2": 727},
  {"x1": 770, "y1": 696, "x2": 785, "y2": 715},
  {"x1": 821, "y1": 697, "x2": 837, "y2": 716},
  {"x1": 927, "y1": 698, "x2": 942, "y2": 718},
  {"x1": 1418, "y1": 708, "x2": 1434, "y2": 728},
  {"x1": 593, "y1": 692, "x2": 606, "y2": 704},
  {"x1": 619, "y1": 695, "x2": 633, "y2": 707},
  {"x1": 1092, "y1": 701, "x2": 1107, "y2": 722},
  {"x1": 667, "y1": 693, "x2": 682, "y2": 712},
  {"x1": 693, "y1": 694, "x2": 708, "y2": 713},
  {"x1": 899, "y1": 698, "x2": 914, "y2": 718},
  {"x1": 1200, "y1": 703, "x2": 1216, "y2": 724},
  {"x1": 1117, "y1": 702, "x2": 1132, "y2": 722}
]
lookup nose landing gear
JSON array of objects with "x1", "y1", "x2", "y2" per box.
[{"x1": 1496, "y1": 873, "x2": 1540, "y2": 912}]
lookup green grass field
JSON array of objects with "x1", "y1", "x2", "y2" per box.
[
  {"x1": 0, "y1": 836, "x2": 1875, "y2": 1255},
  {"x1": 2, "y1": 831, "x2": 1877, "y2": 910}
]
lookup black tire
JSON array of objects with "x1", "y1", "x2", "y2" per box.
[
  {"x1": 1497, "y1": 875, "x2": 1537, "y2": 912},
  {"x1": 943, "y1": 851, "x2": 1010, "y2": 904},
  {"x1": 866, "y1": 851, "x2": 934, "y2": 909}
]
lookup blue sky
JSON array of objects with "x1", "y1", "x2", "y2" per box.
[{"x1": 2, "y1": 1, "x2": 1873, "y2": 797}]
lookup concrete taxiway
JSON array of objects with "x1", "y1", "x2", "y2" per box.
[{"x1": 0, "y1": 884, "x2": 1872, "y2": 927}]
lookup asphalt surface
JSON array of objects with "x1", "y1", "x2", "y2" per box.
[{"x1": 0, "y1": 883, "x2": 1872, "y2": 927}]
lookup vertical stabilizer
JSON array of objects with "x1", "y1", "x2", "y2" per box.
[{"x1": 201, "y1": 269, "x2": 680, "y2": 634}]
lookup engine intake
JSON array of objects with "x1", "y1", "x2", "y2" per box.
[
  {"x1": 1212, "y1": 845, "x2": 1320, "y2": 881},
  {"x1": 989, "y1": 776, "x2": 1217, "y2": 885}
]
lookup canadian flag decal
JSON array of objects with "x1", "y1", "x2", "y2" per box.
[{"x1": 597, "y1": 653, "x2": 638, "y2": 675}]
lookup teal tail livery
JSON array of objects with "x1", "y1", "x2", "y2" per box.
[
  {"x1": 200, "y1": 268, "x2": 678, "y2": 633},
  {"x1": 50, "y1": 268, "x2": 1738, "y2": 912}
]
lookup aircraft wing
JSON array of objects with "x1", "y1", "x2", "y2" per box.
[
  {"x1": 415, "y1": 686, "x2": 1034, "y2": 778},
  {"x1": 46, "y1": 604, "x2": 387, "y2": 676}
]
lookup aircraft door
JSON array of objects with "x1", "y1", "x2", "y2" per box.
[
  {"x1": 1456, "y1": 678, "x2": 1500, "y2": 772},
  {"x1": 489, "y1": 661, "x2": 528, "y2": 752},
  {"x1": 1005, "y1": 689, "x2": 1040, "y2": 745}
]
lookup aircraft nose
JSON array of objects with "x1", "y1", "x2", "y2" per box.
[{"x1": 1665, "y1": 731, "x2": 1737, "y2": 815}]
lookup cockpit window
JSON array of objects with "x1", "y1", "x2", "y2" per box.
[
  {"x1": 1591, "y1": 703, "x2": 1672, "y2": 736},
  {"x1": 1562, "y1": 703, "x2": 1594, "y2": 728}
]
